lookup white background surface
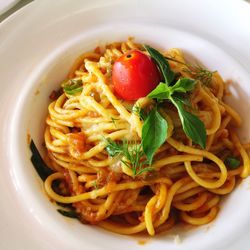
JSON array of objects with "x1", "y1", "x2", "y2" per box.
[{"x1": 0, "y1": 0, "x2": 250, "y2": 249}]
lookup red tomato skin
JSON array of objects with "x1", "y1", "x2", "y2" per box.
[{"x1": 112, "y1": 50, "x2": 161, "y2": 101}]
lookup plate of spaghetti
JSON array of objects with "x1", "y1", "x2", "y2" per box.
[{"x1": 1, "y1": 1, "x2": 250, "y2": 250}]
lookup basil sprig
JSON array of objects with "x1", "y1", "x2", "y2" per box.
[
  {"x1": 144, "y1": 45, "x2": 207, "y2": 150},
  {"x1": 61, "y1": 79, "x2": 83, "y2": 95},
  {"x1": 146, "y1": 78, "x2": 206, "y2": 148}
]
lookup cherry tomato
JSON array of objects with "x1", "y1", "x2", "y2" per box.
[{"x1": 112, "y1": 50, "x2": 161, "y2": 101}]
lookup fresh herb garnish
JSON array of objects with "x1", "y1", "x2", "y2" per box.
[
  {"x1": 148, "y1": 78, "x2": 196, "y2": 100},
  {"x1": 147, "y1": 79, "x2": 206, "y2": 148},
  {"x1": 144, "y1": 45, "x2": 207, "y2": 149},
  {"x1": 57, "y1": 209, "x2": 78, "y2": 219},
  {"x1": 170, "y1": 97, "x2": 206, "y2": 149},
  {"x1": 172, "y1": 94, "x2": 193, "y2": 109},
  {"x1": 147, "y1": 82, "x2": 206, "y2": 148},
  {"x1": 61, "y1": 79, "x2": 83, "y2": 95},
  {"x1": 30, "y1": 140, "x2": 79, "y2": 220},
  {"x1": 132, "y1": 104, "x2": 147, "y2": 120},
  {"x1": 30, "y1": 140, "x2": 54, "y2": 181},
  {"x1": 142, "y1": 108, "x2": 168, "y2": 164},
  {"x1": 144, "y1": 45, "x2": 175, "y2": 85},
  {"x1": 170, "y1": 78, "x2": 197, "y2": 93},
  {"x1": 105, "y1": 138, "x2": 153, "y2": 176},
  {"x1": 224, "y1": 156, "x2": 241, "y2": 169},
  {"x1": 105, "y1": 138, "x2": 123, "y2": 157},
  {"x1": 164, "y1": 56, "x2": 215, "y2": 85},
  {"x1": 121, "y1": 142, "x2": 153, "y2": 176},
  {"x1": 183, "y1": 65, "x2": 215, "y2": 85},
  {"x1": 147, "y1": 82, "x2": 171, "y2": 100}
]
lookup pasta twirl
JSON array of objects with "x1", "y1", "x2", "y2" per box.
[{"x1": 41, "y1": 38, "x2": 250, "y2": 236}]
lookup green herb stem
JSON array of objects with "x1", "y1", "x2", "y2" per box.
[
  {"x1": 164, "y1": 56, "x2": 215, "y2": 85},
  {"x1": 105, "y1": 138, "x2": 153, "y2": 176}
]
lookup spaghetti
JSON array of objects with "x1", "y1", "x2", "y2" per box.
[{"x1": 43, "y1": 38, "x2": 250, "y2": 236}]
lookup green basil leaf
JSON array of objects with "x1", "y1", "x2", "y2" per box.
[
  {"x1": 65, "y1": 87, "x2": 83, "y2": 95},
  {"x1": 144, "y1": 45, "x2": 175, "y2": 85},
  {"x1": 30, "y1": 140, "x2": 54, "y2": 181},
  {"x1": 171, "y1": 97, "x2": 206, "y2": 149},
  {"x1": 142, "y1": 108, "x2": 168, "y2": 164},
  {"x1": 170, "y1": 78, "x2": 196, "y2": 93},
  {"x1": 57, "y1": 209, "x2": 78, "y2": 219},
  {"x1": 147, "y1": 82, "x2": 171, "y2": 100},
  {"x1": 148, "y1": 79, "x2": 196, "y2": 101},
  {"x1": 62, "y1": 79, "x2": 83, "y2": 95},
  {"x1": 224, "y1": 156, "x2": 240, "y2": 169},
  {"x1": 138, "y1": 109, "x2": 147, "y2": 121},
  {"x1": 172, "y1": 94, "x2": 192, "y2": 108}
]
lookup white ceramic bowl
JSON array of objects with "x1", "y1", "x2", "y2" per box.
[
  {"x1": 1, "y1": 1, "x2": 250, "y2": 250},
  {"x1": 0, "y1": 0, "x2": 19, "y2": 15}
]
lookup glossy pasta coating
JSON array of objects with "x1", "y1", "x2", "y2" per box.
[{"x1": 44, "y1": 38, "x2": 250, "y2": 236}]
